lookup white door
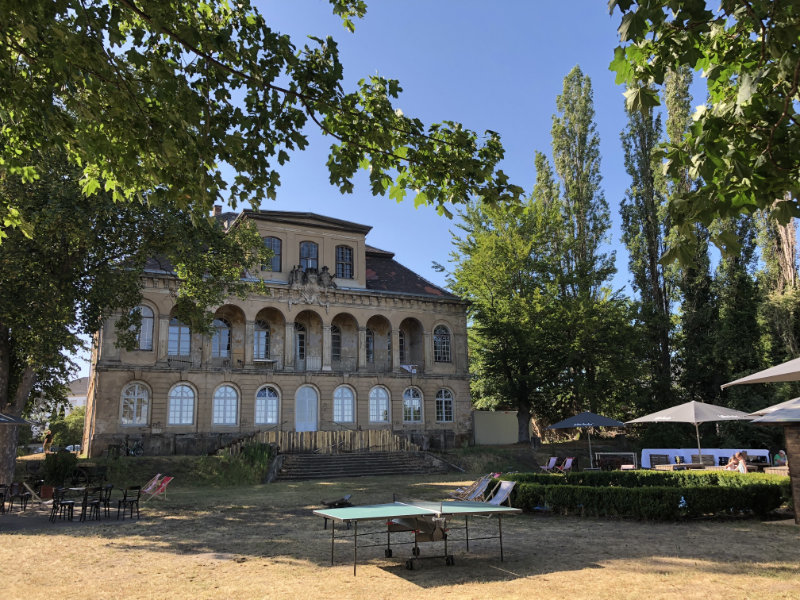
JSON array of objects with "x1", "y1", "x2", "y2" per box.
[{"x1": 295, "y1": 386, "x2": 318, "y2": 432}]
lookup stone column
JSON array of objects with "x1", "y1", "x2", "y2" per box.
[
  {"x1": 244, "y1": 320, "x2": 254, "y2": 367},
  {"x1": 357, "y1": 327, "x2": 367, "y2": 370},
  {"x1": 391, "y1": 329, "x2": 400, "y2": 372},
  {"x1": 322, "y1": 324, "x2": 332, "y2": 372},
  {"x1": 284, "y1": 321, "x2": 295, "y2": 371},
  {"x1": 157, "y1": 315, "x2": 170, "y2": 361},
  {"x1": 103, "y1": 316, "x2": 121, "y2": 362},
  {"x1": 423, "y1": 330, "x2": 433, "y2": 371},
  {"x1": 784, "y1": 424, "x2": 800, "y2": 524}
]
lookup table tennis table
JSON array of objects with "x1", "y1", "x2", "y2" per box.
[{"x1": 313, "y1": 500, "x2": 521, "y2": 575}]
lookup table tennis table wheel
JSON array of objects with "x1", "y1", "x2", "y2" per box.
[
  {"x1": 385, "y1": 549, "x2": 393, "y2": 558},
  {"x1": 405, "y1": 559, "x2": 414, "y2": 570},
  {"x1": 412, "y1": 547, "x2": 420, "y2": 557},
  {"x1": 445, "y1": 555, "x2": 455, "y2": 566}
]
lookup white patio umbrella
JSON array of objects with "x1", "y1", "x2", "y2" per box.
[
  {"x1": 547, "y1": 412, "x2": 625, "y2": 469},
  {"x1": 721, "y1": 357, "x2": 800, "y2": 388},
  {"x1": 749, "y1": 397, "x2": 800, "y2": 424},
  {"x1": 626, "y1": 401, "x2": 751, "y2": 465}
]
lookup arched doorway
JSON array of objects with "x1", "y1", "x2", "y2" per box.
[{"x1": 295, "y1": 385, "x2": 318, "y2": 432}]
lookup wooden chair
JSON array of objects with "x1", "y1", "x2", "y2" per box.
[
  {"x1": 99, "y1": 483, "x2": 114, "y2": 518},
  {"x1": 49, "y1": 487, "x2": 75, "y2": 522},
  {"x1": 117, "y1": 486, "x2": 141, "y2": 520},
  {"x1": 80, "y1": 486, "x2": 103, "y2": 521},
  {"x1": 649, "y1": 454, "x2": 670, "y2": 467}
]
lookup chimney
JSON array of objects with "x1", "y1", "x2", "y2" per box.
[{"x1": 213, "y1": 205, "x2": 222, "y2": 217}]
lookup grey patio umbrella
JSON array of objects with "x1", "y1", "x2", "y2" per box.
[
  {"x1": 0, "y1": 412, "x2": 30, "y2": 425},
  {"x1": 721, "y1": 357, "x2": 800, "y2": 388},
  {"x1": 547, "y1": 412, "x2": 625, "y2": 469},
  {"x1": 626, "y1": 401, "x2": 751, "y2": 464},
  {"x1": 749, "y1": 397, "x2": 800, "y2": 424}
]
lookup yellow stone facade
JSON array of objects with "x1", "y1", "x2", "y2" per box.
[{"x1": 83, "y1": 211, "x2": 471, "y2": 456}]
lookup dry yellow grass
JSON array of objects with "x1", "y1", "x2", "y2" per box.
[{"x1": 2, "y1": 474, "x2": 799, "y2": 600}]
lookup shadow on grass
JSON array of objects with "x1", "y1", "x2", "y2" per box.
[{"x1": 3, "y1": 474, "x2": 800, "y2": 589}]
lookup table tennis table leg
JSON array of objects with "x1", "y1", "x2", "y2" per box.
[
  {"x1": 353, "y1": 521, "x2": 358, "y2": 576},
  {"x1": 465, "y1": 515, "x2": 470, "y2": 552},
  {"x1": 499, "y1": 515, "x2": 504, "y2": 562},
  {"x1": 330, "y1": 521, "x2": 335, "y2": 565}
]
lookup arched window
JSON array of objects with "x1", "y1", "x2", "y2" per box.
[
  {"x1": 365, "y1": 328, "x2": 374, "y2": 363},
  {"x1": 262, "y1": 236, "x2": 282, "y2": 272},
  {"x1": 333, "y1": 386, "x2": 354, "y2": 423},
  {"x1": 213, "y1": 385, "x2": 238, "y2": 425},
  {"x1": 254, "y1": 320, "x2": 270, "y2": 360},
  {"x1": 299, "y1": 241, "x2": 318, "y2": 271},
  {"x1": 369, "y1": 387, "x2": 389, "y2": 423},
  {"x1": 331, "y1": 325, "x2": 341, "y2": 361},
  {"x1": 436, "y1": 389, "x2": 454, "y2": 422},
  {"x1": 168, "y1": 317, "x2": 190, "y2": 356},
  {"x1": 433, "y1": 325, "x2": 451, "y2": 363},
  {"x1": 133, "y1": 306, "x2": 154, "y2": 351},
  {"x1": 211, "y1": 318, "x2": 231, "y2": 358},
  {"x1": 398, "y1": 330, "x2": 406, "y2": 363},
  {"x1": 121, "y1": 383, "x2": 149, "y2": 425},
  {"x1": 255, "y1": 385, "x2": 280, "y2": 424},
  {"x1": 335, "y1": 245, "x2": 353, "y2": 279},
  {"x1": 402, "y1": 387, "x2": 422, "y2": 423},
  {"x1": 168, "y1": 384, "x2": 195, "y2": 425}
]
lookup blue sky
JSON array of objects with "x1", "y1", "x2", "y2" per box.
[
  {"x1": 251, "y1": 0, "x2": 653, "y2": 290},
  {"x1": 77, "y1": 1, "x2": 697, "y2": 378}
]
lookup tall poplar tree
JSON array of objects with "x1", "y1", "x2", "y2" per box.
[
  {"x1": 620, "y1": 94, "x2": 672, "y2": 411},
  {"x1": 548, "y1": 66, "x2": 637, "y2": 415}
]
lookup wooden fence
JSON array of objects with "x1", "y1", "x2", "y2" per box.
[{"x1": 224, "y1": 429, "x2": 421, "y2": 456}]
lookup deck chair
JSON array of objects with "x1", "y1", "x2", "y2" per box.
[
  {"x1": 462, "y1": 477, "x2": 492, "y2": 501},
  {"x1": 540, "y1": 457, "x2": 559, "y2": 472},
  {"x1": 141, "y1": 474, "x2": 162, "y2": 495},
  {"x1": 449, "y1": 475, "x2": 490, "y2": 500},
  {"x1": 555, "y1": 457, "x2": 575, "y2": 474},
  {"x1": 142, "y1": 476, "x2": 173, "y2": 503},
  {"x1": 485, "y1": 480, "x2": 516, "y2": 507}
]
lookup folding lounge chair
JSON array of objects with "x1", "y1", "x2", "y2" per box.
[
  {"x1": 555, "y1": 457, "x2": 575, "y2": 474},
  {"x1": 485, "y1": 480, "x2": 516, "y2": 507},
  {"x1": 462, "y1": 477, "x2": 492, "y2": 501},
  {"x1": 540, "y1": 457, "x2": 559, "y2": 472},
  {"x1": 141, "y1": 474, "x2": 162, "y2": 495},
  {"x1": 448, "y1": 475, "x2": 490, "y2": 500},
  {"x1": 142, "y1": 476, "x2": 174, "y2": 503}
]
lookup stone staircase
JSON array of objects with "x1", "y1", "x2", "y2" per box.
[{"x1": 275, "y1": 451, "x2": 450, "y2": 481}]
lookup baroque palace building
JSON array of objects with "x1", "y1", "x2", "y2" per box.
[{"x1": 82, "y1": 210, "x2": 471, "y2": 456}]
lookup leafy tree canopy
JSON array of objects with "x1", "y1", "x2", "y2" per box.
[
  {"x1": 0, "y1": 0, "x2": 522, "y2": 240},
  {"x1": 609, "y1": 0, "x2": 800, "y2": 261}
]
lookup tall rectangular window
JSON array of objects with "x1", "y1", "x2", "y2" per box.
[
  {"x1": 261, "y1": 237, "x2": 282, "y2": 272},
  {"x1": 254, "y1": 321, "x2": 270, "y2": 360},
  {"x1": 335, "y1": 245, "x2": 353, "y2": 279},
  {"x1": 168, "y1": 318, "x2": 190, "y2": 355},
  {"x1": 436, "y1": 390, "x2": 454, "y2": 422},
  {"x1": 300, "y1": 241, "x2": 318, "y2": 270}
]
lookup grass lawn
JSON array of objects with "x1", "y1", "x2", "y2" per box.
[{"x1": 2, "y1": 472, "x2": 799, "y2": 599}]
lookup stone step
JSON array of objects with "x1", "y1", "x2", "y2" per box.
[{"x1": 275, "y1": 451, "x2": 448, "y2": 481}]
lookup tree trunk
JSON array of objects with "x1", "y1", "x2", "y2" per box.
[
  {"x1": 516, "y1": 403, "x2": 531, "y2": 444},
  {"x1": 0, "y1": 425, "x2": 19, "y2": 484}
]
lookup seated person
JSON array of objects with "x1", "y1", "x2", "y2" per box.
[
  {"x1": 774, "y1": 450, "x2": 787, "y2": 466},
  {"x1": 737, "y1": 452, "x2": 748, "y2": 473},
  {"x1": 723, "y1": 455, "x2": 739, "y2": 471}
]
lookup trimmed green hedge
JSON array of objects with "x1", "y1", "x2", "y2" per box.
[{"x1": 504, "y1": 470, "x2": 790, "y2": 520}]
